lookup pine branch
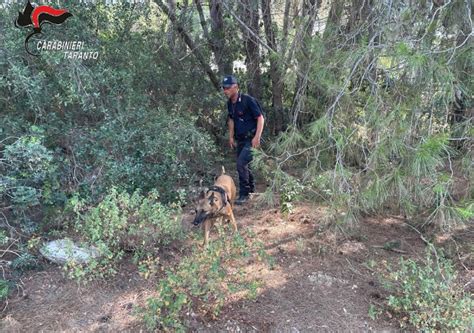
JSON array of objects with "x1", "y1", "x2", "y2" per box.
[{"x1": 154, "y1": 0, "x2": 220, "y2": 91}]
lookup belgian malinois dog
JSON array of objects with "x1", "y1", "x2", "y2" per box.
[{"x1": 192, "y1": 167, "x2": 237, "y2": 246}]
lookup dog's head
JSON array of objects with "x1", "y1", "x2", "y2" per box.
[{"x1": 192, "y1": 189, "x2": 225, "y2": 226}]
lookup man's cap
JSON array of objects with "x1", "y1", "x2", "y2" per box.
[{"x1": 222, "y1": 75, "x2": 238, "y2": 88}]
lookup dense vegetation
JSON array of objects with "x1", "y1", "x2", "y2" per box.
[{"x1": 0, "y1": 0, "x2": 472, "y2": 330}]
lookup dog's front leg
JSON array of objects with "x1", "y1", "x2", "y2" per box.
[
  {"x1": 227, "y1": 207, "x2": 238, "y2": 233},
  {"x1": 203, "y1": 220, "x2": 211, "y2": 246}
]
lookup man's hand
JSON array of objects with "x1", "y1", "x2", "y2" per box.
[
  {"x1": 229, "y1": 137, "x2": 236, "y2": 149},
  {"x1": 251, "y1": 136, "x2": 261, "y2": 148},
  {"x1": 252, "y1": 116, "x2": 264, "y2": 149}
]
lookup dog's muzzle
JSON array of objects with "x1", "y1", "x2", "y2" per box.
[{"x1": 192, "y1": 210, "x2": 209, "y2": 226}]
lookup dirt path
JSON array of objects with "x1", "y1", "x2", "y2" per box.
[
  {"x1": 1, "y1": 191, "x2": 471, "y2": 332},
  {"x1": 188, "y1": 201, "x2": 411, "y2": 332}
]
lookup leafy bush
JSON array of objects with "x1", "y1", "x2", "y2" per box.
[
  {"x1": 0, "y1": 131, "x2": 62, "y2": 268},
  {"x1": 66, "y1": 188, "x2": 183, "y2": 281},
  {"x1": 79, "y1": 108, "x2": 218, "y2": 202},
  {"x1": 10, "y1": 253, "x2": 40, "y2": 273},
  {"x1": 385, "y1": 249, "x2": 473, "y2": 331},
  {"x1": 1, "y1": 3, "x2": 221, "y2": 205},
  {"x1": 280, "y1": 176, "x2": 305, "y2": 215},
  {"x1": 0, "y1": 131, "x2": 59, "y2": 212},
  {"x1": 0, "y1": 279, "x2": 9, "y2": 300},
  {"x1": 143, "y1": 228, "x2": 271, "y2": 331},
  {"x1": 1, "y1": 2, "x2": 221, "y2": 293}
]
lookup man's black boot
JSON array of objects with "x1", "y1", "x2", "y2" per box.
[{"x1": 236, "y1": 194, "x2": 249, "y2": 205}]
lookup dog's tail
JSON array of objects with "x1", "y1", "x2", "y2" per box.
[{"x1": 221, "y1": 166, "x2": 226, "y2": 175}]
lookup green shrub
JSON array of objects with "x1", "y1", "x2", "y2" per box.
[
  {"x1": 0, "y1": 230, "x2": 8, "y2": 246},
  {"x1": 2, "y1": 3, "x2": 220, "y2": 205},
  {"x1": 143, "y1": 228, "x2": 271, "y2": 331},
  {"x1": 0, "y1": 279, "x2": 9, "y2": 299},
  {"x1": 10, "y1": 253, "x2": 40, "y2": 273},
  {"x1": 280, "y1": 176, "x2": 305, "y2": 215},
  {"x1": 385, "y1": 248, "x2": 473, "y2": 331},
  {"x1": 0, "y1": 131, "x2": 60, "y2": 211},
  {"x1": 66, "y1": 188, "x2": 183, "y2": 281},
  {"x1": 76, "y1": 108, "x2": 219, "y2": 202}
]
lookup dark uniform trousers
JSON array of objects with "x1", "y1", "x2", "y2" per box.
[{"x1": 236, "y1": 139, "x2": 255, "y2": 196}]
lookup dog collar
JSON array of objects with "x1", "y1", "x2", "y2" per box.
[{"x1": 207, "y1": 185, "x2": 228, "y2": 209}]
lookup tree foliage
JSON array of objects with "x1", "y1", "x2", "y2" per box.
[
  {"x1": 0, "y1": 1, "x2": 472, "y2": 329},
  {"x1": 251, "y1": 0, "x2": 473, "y2": 230},
  {"x1": 0, "y1": 0, "x2": 472, "y2": 290}
]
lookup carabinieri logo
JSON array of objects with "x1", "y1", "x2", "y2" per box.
[{"x1": 15, "y1": 0, "x2": 73, "y2": 56}]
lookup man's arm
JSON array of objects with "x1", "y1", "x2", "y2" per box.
[
  {"x1": 252, "y1": 115, "x2": 264, "y2": 148},
  {"x1": 228, "y1": 118, "x2": 236, "y2": 148}
]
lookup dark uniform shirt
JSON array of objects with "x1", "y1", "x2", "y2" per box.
[{"x1": 227, "y1": 93, "x2": 262, "y2": 141}]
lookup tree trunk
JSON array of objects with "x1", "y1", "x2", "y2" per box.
[
  {"x1": 239, "y1": 0, "x2": 262, "y2": 100},
  {"x1": 195, "y1": 0, "x2": 211, "y2": 42},
  {"x1": 345, "y1": 0, "x2": 377, "y2": 94},
  {"x1": 154, "y1": 0, "x2": 220, "y2": 91},
  {"x1": 280, "y1": 0, "x2": 291, "y2": 58},
  {"x1": 261, "y1": 0, "x2": 285, "y2": 134},
  {"x1": 292, "y1": 0, "x2": 321, "y2": 127},
  {"x1": 323, "y1": 0, "x2": 344, "y2": 43},
  {"x1": 166, "y1": 0, "x2": 177, "y2": 50},
  {"x1": 345, "y1": 0, "x2": 374, "y2": 43},
  {"x1": 210, "y1": 0, "x2": 233, "y2": 76},
  {"x1": 194, "y1": 0, "x2": 231, "y2": 76}
]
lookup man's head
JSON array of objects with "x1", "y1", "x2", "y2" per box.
[{"x1": 222, "y1": 75, "x2": 239, "y2": 99}]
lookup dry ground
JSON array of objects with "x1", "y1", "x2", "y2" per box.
[{"x1": 1, "y1": 193, "x2": 472, "y2": 332}]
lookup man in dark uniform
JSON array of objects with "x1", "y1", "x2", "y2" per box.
[{"x1": 223, "y1": 75, "x2": 265, "y2": 205}]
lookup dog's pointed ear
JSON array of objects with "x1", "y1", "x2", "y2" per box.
[
  {"x1": 209, "y1": 192, "x2": 216, "y2": 205},
  {"x1": 199, "y1": 190, "x2": 206, "y2": 200}
]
